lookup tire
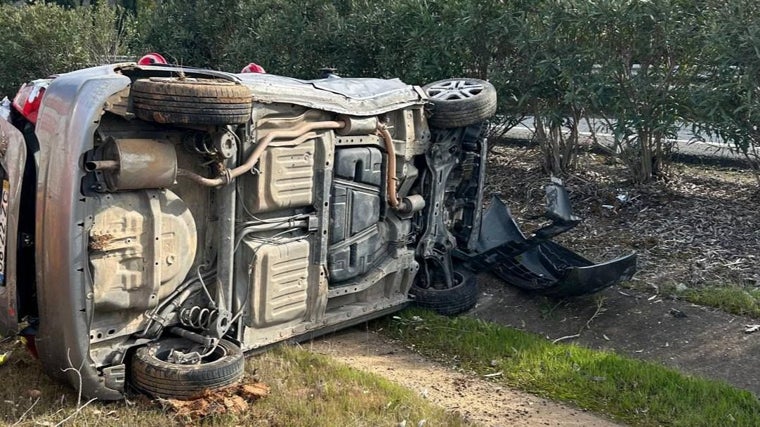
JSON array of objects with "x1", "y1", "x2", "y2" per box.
[
  {"x1": 423, "y1": 78, "x2": 497, "y2": 129},
  {"x1": 131, "y1": 337, "x2": 245, "y2": 399},
  {"x1": 131, "y1": 77, "x2": 252, "y2": 125},
  {"x1": 409, "y1": 267, "x2": 479, "y2": 316}
]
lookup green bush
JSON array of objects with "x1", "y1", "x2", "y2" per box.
[
  {"x1": 136, "y1": 0, "x2": 252, "y2": 70},
  {"x1": 4, "y1": 0, "x2": 760, "y2": 186},
  {"x1": 0, "y1": 3, "x2": 133, "y2": 98},
  {"x1": 515, "y1": 0, "x2": 596, "y2": 175},
  {"x1": 690, "y1": 0, "x2": 760, "y2": 184},
  {"x1": 587, "y1": 0, "x2": 708, "y2": 183}
]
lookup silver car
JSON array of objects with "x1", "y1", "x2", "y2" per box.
[{"x1": 0, "y1": 63, "x2": 635, "y2": 400}]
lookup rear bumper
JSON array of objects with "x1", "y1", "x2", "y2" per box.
[{"x1": 34, "y1": 66, "x2": 131, "y2": 400}]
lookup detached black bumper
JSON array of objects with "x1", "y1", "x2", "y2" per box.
[
  {"x1": 490, "y1": 241, "x2": 636, "y2": 297},
  {"x1": 455, "y1": 192, "x2": 637, "y2": 298}
]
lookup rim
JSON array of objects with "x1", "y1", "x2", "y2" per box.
[
  {"x1": 426, "y1": 80, "x2": 484, "y2": 101},
  {"x1": 149, "y1": 339, "x2": 228, "y2": 364}
]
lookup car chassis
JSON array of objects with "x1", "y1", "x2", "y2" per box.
[{"x1": 0, "y1": 63, "x2": 635, "y2": 399}]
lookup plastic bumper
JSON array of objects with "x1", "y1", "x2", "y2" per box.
[{"x1": 455, "y1": 193, "x2": 637, "y2": 298}]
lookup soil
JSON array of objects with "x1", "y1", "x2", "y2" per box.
[
  {"x1": 472, "y1": 277, "x2": 760, "y2": 395},
  {"x1": 483, "y1": 144, "x2": 760, "y2": 291},
  {"x1": 471, "y1": 144, "x2": 760, "y2": 394},
  {"x1": 2, "y1": 145, "x2": 753, "y2": 426},
  {"x1": 310, "y1": 329, "x2": 620, "y2": 427},
  {"x1": 313, "y1": 144, "x2": 760, "y2": 425}
]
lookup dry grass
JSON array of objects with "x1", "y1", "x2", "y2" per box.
[
  {"x1": 0, "y1": 338, "x2": 466, "y2": 426},
  {"x1": 247, "y1": 345, "x2": 466, "y2": 427},
  {"x1": 0, "y1": 142, "x2": 755, "y2": 425}
]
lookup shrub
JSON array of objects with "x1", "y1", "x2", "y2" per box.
[
  {"x1": 135, "y1": 0, "x2": 248, "y2": 70},
  {"x1": 517, "y1": 0, "x2": 596, "y2": 175},
  {"x1": 6, "y1": 0, "x2": 759, "y2": 187},
  {"x1": 690, "y1": 0, "x2": 760, "y2": 184},
  {"x1": 587, "y1": 0, "x2": 707, "y2": 184},
  {"x1": 0, "y1": 3, "x2": 133, "y2": 97}
]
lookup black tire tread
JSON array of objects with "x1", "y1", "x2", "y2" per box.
[
  {"x1": 132, "y1": 102, "x2": 251, "y2": 115},
  {"x1": 133, "y1": 96, "x2": 252, "y2": 109},
  {"x1": 131, "y1": 338, "x2": 245, "y2": 399},
  {"x1": 132, "y1": 78, "x2": 251, "y2": 98},
  {"x1": 132, "y1": 92, "x2": 251, "y2": 104},
  {"x1": 131, "y1": 78, "x2": 252, "y2": 125},
  {"x1": 410, "y1": 267, "x2": 479, "y2": 316},
  {"x1": 133, "y1": 110, "x2": 251, "y2": 125},
  {"x1": 423, "y1": 78, "x2": 497, "y2": 129}
]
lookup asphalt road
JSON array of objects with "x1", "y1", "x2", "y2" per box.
[{"x1": 500, "y1": 117, "x2": 747, "y2": 165}]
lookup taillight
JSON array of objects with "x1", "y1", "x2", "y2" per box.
[{"x1": 12, "y1": 80, "x2": 49, "y2": 124}]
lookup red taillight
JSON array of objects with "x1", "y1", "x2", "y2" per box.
[
  {"x1": 138, "y1": 52, "x2": 167, "y2": 65},
  {"x1": 12, "y1": 81, "x2": 47, "y2": 124},
  {"x1": 241, "y1": 62, "x2": 266, "y2": 74}
]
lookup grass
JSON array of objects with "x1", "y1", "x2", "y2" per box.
[
  {"x1": 245, "y1": 345, "x2": 465, "y2": 426},
  {"x1": 0, "y1": 338, "x2": 465, "y2": 426},
  {"x1": 382, "y1": 308, "x2": 760, "y2": 427},
  {"x1": 682, "y1": 286, "x2": 760, "y2": 318},
  {"x1": 3, "y1": 294, "x2": 759, "y2": 426},
  {"x1": 638, "y1": 281, "x2": 760, "y2": 319}
]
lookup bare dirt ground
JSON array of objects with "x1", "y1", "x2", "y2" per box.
[
  {"x1": 314, "y1": 144, "x2": 760, "y2": 425},
  {"x1": 2, "y1": 145, "x2": 754, "y2": 426},
  {"x1": 472, "y1": 278, "x2": 760, "y2": 395},
  {"x1": 310, "y1": 329, "x2": 620, "y2": 427}
]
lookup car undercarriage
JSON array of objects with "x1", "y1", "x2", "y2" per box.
[{"x1": 0, "y1": 63, "x2": 636, "y2": 399}]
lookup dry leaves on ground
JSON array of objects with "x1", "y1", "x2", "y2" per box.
[
  {"x1": 157, "y1": 381, "x2": 269, "y2": 420},
  {"x1": 487, "y1": 143, "x2": 760, "y2": 290}
]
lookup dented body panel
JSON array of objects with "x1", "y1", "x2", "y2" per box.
[{"x1": 34, "y1": 66, "x2": 132, "y2": 399}]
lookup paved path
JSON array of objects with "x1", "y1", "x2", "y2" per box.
[{"x1": 501, "y1": 120, "x2": 747, "y2": 164}]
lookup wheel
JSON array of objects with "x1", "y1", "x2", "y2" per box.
[
  {"x1": 409, "y1": 267, "x2": 479, "y2": 316},
  {"x1": 422, "y1": 78, "x2": 497, "y2": 129},
  {"x1": 131, "y1": 337, "x2": 245, "y2": 399},
  {"x1": 131, "y1": 77, "x2": 252, "y2": 125}
]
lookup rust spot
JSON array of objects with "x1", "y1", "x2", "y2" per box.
[
  {"x1": 0, "y1": 130, "x2": 9, "y2": 158},
  {"x1": 152, "y1": 112, "x2": 169, "y2": 123},
  {"x1": 89, "y1": 233, "x2": 114, "y2": 251}
]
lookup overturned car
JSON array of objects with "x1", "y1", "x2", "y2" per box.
[{"x1": 0, "y1": 63, "x2": 636, "y2": 400}]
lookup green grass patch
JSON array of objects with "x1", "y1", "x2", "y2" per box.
[
  {"x1": 681, "y1": 286, "x2": 760, "y2": 318},
  {"x1": 0, "y1": 338, "x2": 465, "y2": 426},
  {"x1": 625, "y1": 281, "x2": 760, "y2": 319},
  {"x1": 382, "y1": 308, "x2": 760, "y2": 427}
]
